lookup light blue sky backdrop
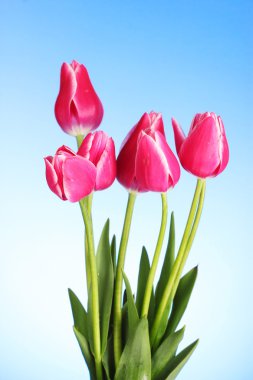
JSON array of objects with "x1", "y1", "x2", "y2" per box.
[{"x1": 0, "y1": 1, "x2": 252, "y2": 379}]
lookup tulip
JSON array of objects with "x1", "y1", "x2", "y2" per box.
[
  {"x1": 55, "y1": 60, "x2": 104, "y2": 136},
  {"x1": 78, "y1": 131, "x2": 117, "y2": 190},
  {"x1": 172, "y1": 112, "x2": 229, "y2": 178},
  {"x1": 117, "y1": 112, "x2": 180, "y2": 192},
  {"x1": 44, "y1": 146, "x2": 96, "y2": 202}
]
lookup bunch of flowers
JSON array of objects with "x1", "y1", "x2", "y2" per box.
[{"x1": 44, "y1": 60, "x2": 229, "y2": 380}]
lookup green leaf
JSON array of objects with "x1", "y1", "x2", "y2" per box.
[
  {"x1": 68, "y1": 288, "x2": 88, "y2": 340},
  {"x1": 123, "y1": 271, "x2": 139, "y2": 336},
  {"x1": 151, "y1": 327, "x2": 185, "y2": 380},
  {"x1": 111, "y1": 235, "x2": 116, "y2": 276},
  {"x1": 155, "y1": 213, "x2": 175, "y2": 310},
  {"x1": 165, "y1": 339, "x2": 199, "y2": 380},
  {"x1": 115, "y1": 318, "x2": 151, "y2": 380},
  {"x1": 73, "y1": 327, "x2": 96, "y2": 379},
  {"x1": 102, "y1": 334, "x2": 114, "y2": 380},
  {"x1": 136, "y1": 246, "x2": 150, "y2": 316},
  {"x1": 96, "y1": 219, "x2": 114, "y2": 355},
  {"x1": 165, "y1": 266, "x2": 198, "y2": 337}
]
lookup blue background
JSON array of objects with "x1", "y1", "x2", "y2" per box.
[{"x1": 0, "y1": 0, "x2": 252, "y2": 379}]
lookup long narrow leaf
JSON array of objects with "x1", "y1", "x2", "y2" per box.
[
  {"x1": 111, "y1": 235, "x2": 116, "y2": 277},
  {"x1": 74, "y1": 327, "x2": 96, "y2": 379},
  {"x1": 135, "y1": 246, "x2": 150, "y2": 316},
  {"x1": 115, "y1": 318, "x2": 151, "y2": 380},
  {"x1": 151, "y1": 327, "x2": 185, "y2": 380},
  {"x1": 96, "y1": 219, "x2": 114, "y2": 355},
  {"x1": 68, "y1": 288, "x2": 88, "y2": 340},
  {"x1": 165, "y1": 340, "x2": 199, "y2": 380},
  {"x1": 165, "y1": 266, "x2": 198, "y2": 337},
  {"x1": 123, "y1": 271, "x2": 139, "y2": 336}
]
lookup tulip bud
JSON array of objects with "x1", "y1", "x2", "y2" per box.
[
  {"x1": 172, "y1": 112, "x2": 229, "y2": 178},
  {"x1": 117, "y1": 112, "x2": 180, "y2": 192},
  {"x1": 78, "y1": 131, "x2": 116, "y2": 190},
  {"x1": 44, "y1": 146, "x2": 96, "y2": 202},
  {"x1": 55, "y1": 60, "x2": 104, "y2": 136}
]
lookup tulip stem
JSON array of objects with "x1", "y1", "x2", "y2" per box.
[
  {"x1": 141, "y1": 192, "x2": 168, "y2": 318},
  {"x1": 113, "y1": 192, "x2": 137, "y2": 368},
  {"x1": 150, "y1": 179, "x2": 206, "y2": 348},
  {"x1": 79, "y1": 198, "x2": 103, "y2": 380},
  {"x1": 76, "y1": 134, "x2": 84, "y2": 148}
]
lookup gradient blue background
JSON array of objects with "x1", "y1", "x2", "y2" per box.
[{"x1": 1, "y1": 0, "x2": 252, "y2": 379}]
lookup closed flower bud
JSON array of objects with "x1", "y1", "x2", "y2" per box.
[
  {"x1": 44, "y1": 146, "x2": 96, "y2": 202},
  {"x1": 55, "y1": 60, "x2": 104, "y2": 136},
  {"x1": 117, "y1": 112, "x2": 180, "y2": 192},
  {"x1": 172, "y1": 112, "x2": 229, "y2": 178},
  {"x1": 78, "y1": 131, "x2": 116, "y2": 190}
]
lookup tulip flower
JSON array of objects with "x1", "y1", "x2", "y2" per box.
[
  {"x1": 172, "y1": 112, "x2": 229, "y2": 178},
  {"x1": 55, "y1": 60, "x2": 104, "y2": 136},
  {"x1": 44, "y1": 146, "x2": 96, "y2": 202},
  {"x1": 78, "y1": 131, "x2": 117, "y2": 190},
  {"x1": 117, "y1": 112, "x2": 180, "y2": 192}
]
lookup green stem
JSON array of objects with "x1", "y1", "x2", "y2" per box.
[
  {"x1": 150, "y1": 179, "x2": 205, "y2": 347},
  {"x1": 76, "y1": 134, "x2": 84, "y2": 148},
  {"x1": 113, "y1": 192, "x2": 137, "y2": 368},
  {"x1": 79, "y1": 199, "x2": 103, "y2": 380},
  {"x1": 141, "y1": 192, "x2": 168, "y2": 317}
]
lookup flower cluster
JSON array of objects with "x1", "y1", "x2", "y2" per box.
[
  {"x1": 44, "y1": 60, "x2": 230, "y2": 380},
  {"x1": 45, "y1": 60, "x2": 229, "y2": 202}
]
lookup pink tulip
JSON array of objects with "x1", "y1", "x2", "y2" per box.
[
  {"x1": 172, "y1": 112, "x2": 229, "y2": 178},
  {"x1": 117, "y1": 112, "x2": 180, "y2": 192},
  {"x1": 78, "y1": 131, "x2": 116, "y2": 190},
  {"x1": 44, "y1": 146, "x2": 96, "y2": 202},
  {"x1": 55, "y1": 60, "x2": 104, "y2": 136}
]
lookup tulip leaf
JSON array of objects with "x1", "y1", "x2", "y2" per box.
[
  {"x1": 96, "y1": 219, "x2": 114, "y2": 355},
  {"x1": 165, "y1": 266, "x2": 198, "y2": 338},
  {"x1": 102, "y1": 334, "x2": 114, "y2": 380},
  {"x1": 114, "y1": 318, "x2": 151, "y2": 380},
  {"x1": 73, "y1": 327, "x2": 96, "y2": 379},
  {"x1": 111, "y1": 235, "x2": 116, "y2": 277},
  {"x1": 164, "y1": 339, "x2": 199, "y2": 380},
  {"x1": 151, "y1": 326, "x2": 185, "y2": 380},
  {"x1": 136, "y1": 246, "x2": 150, "y2": 316},
  {"x1": 122, "y1": 271, "x2": 139, "y2": 337},
  {"x1": 68, "y1": 288, "x2": 88, "y2": 340},
  {"x1": 155, "y1": 212, "x2": 175, "y2": 311}
]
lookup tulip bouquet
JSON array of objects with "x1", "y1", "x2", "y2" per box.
[{"x1": 44, "y1": 60, "x2": 229, "y2": 380}]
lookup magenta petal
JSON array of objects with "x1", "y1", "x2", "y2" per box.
[
  {"x1": 78, "y1": 131, "x2": 108, "y2": 164},
  {"x1": 55, "y1": 63, "x2": 77, "y2": 134},
  {"x1": 95, "y1": 137, "x2": 116, "y2": 190},
  {"x1": 44, "y1": 157, "x2": 65, "y2": 200},
  {"x1": 180, "y1": 116, "x2": 221, "y2": 178},
  {"x1": 213, "y1": 117, "x2": 229, "y2": 176},
  {"x1": 62, "y1": 156, "x2": 96, "y2": 202},
  {"x1": 171, "y1": 118, "x2": 186, "y2": 154},
  {"x1": 73, "y1": 64, "x2": 104, "y2": 131},
  {"x1": 135, "y1": 132, "x2": 169, "y2": 192},
  {"x1": 154, "y1": 132, "x2": 181, "y2": 186}
]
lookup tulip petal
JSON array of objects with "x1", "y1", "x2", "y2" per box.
[
  {"x1": 117, "y1": 112, "x2": 165, "y2": 190},
  {"x1": 171, "y1": 118, "x2": 186, "y2": 154},
  {"x1": 213, "y1": 116, "x2": 229, "y2": 176},
  {"x1": 78, "y1": 131, "x2": 108, "y2": 164},
  {"x1": 135, "y1": 132, "x2": 170, "y2": 192},
  {"x1": 55, "y1": 63, "x2": 77, "y2": 134},
  {"x1": 73, "y1": 64, "x2": 103, "y2": 130},
  {"x1": 154, "y1": 131, "x2": 181, "y2": 186},
  {"x1": 179, "y1": 116, "x2": 221, "y2": 178},
  {"x1": 62, "y1": 157, "x2": 96, "y2": 202},
  {"x1": 95, "y1": 137, "x2": 116, "y2": 190},
  {"x1": 44, "y1": 156, "x2": 66, "y2": 200}
]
